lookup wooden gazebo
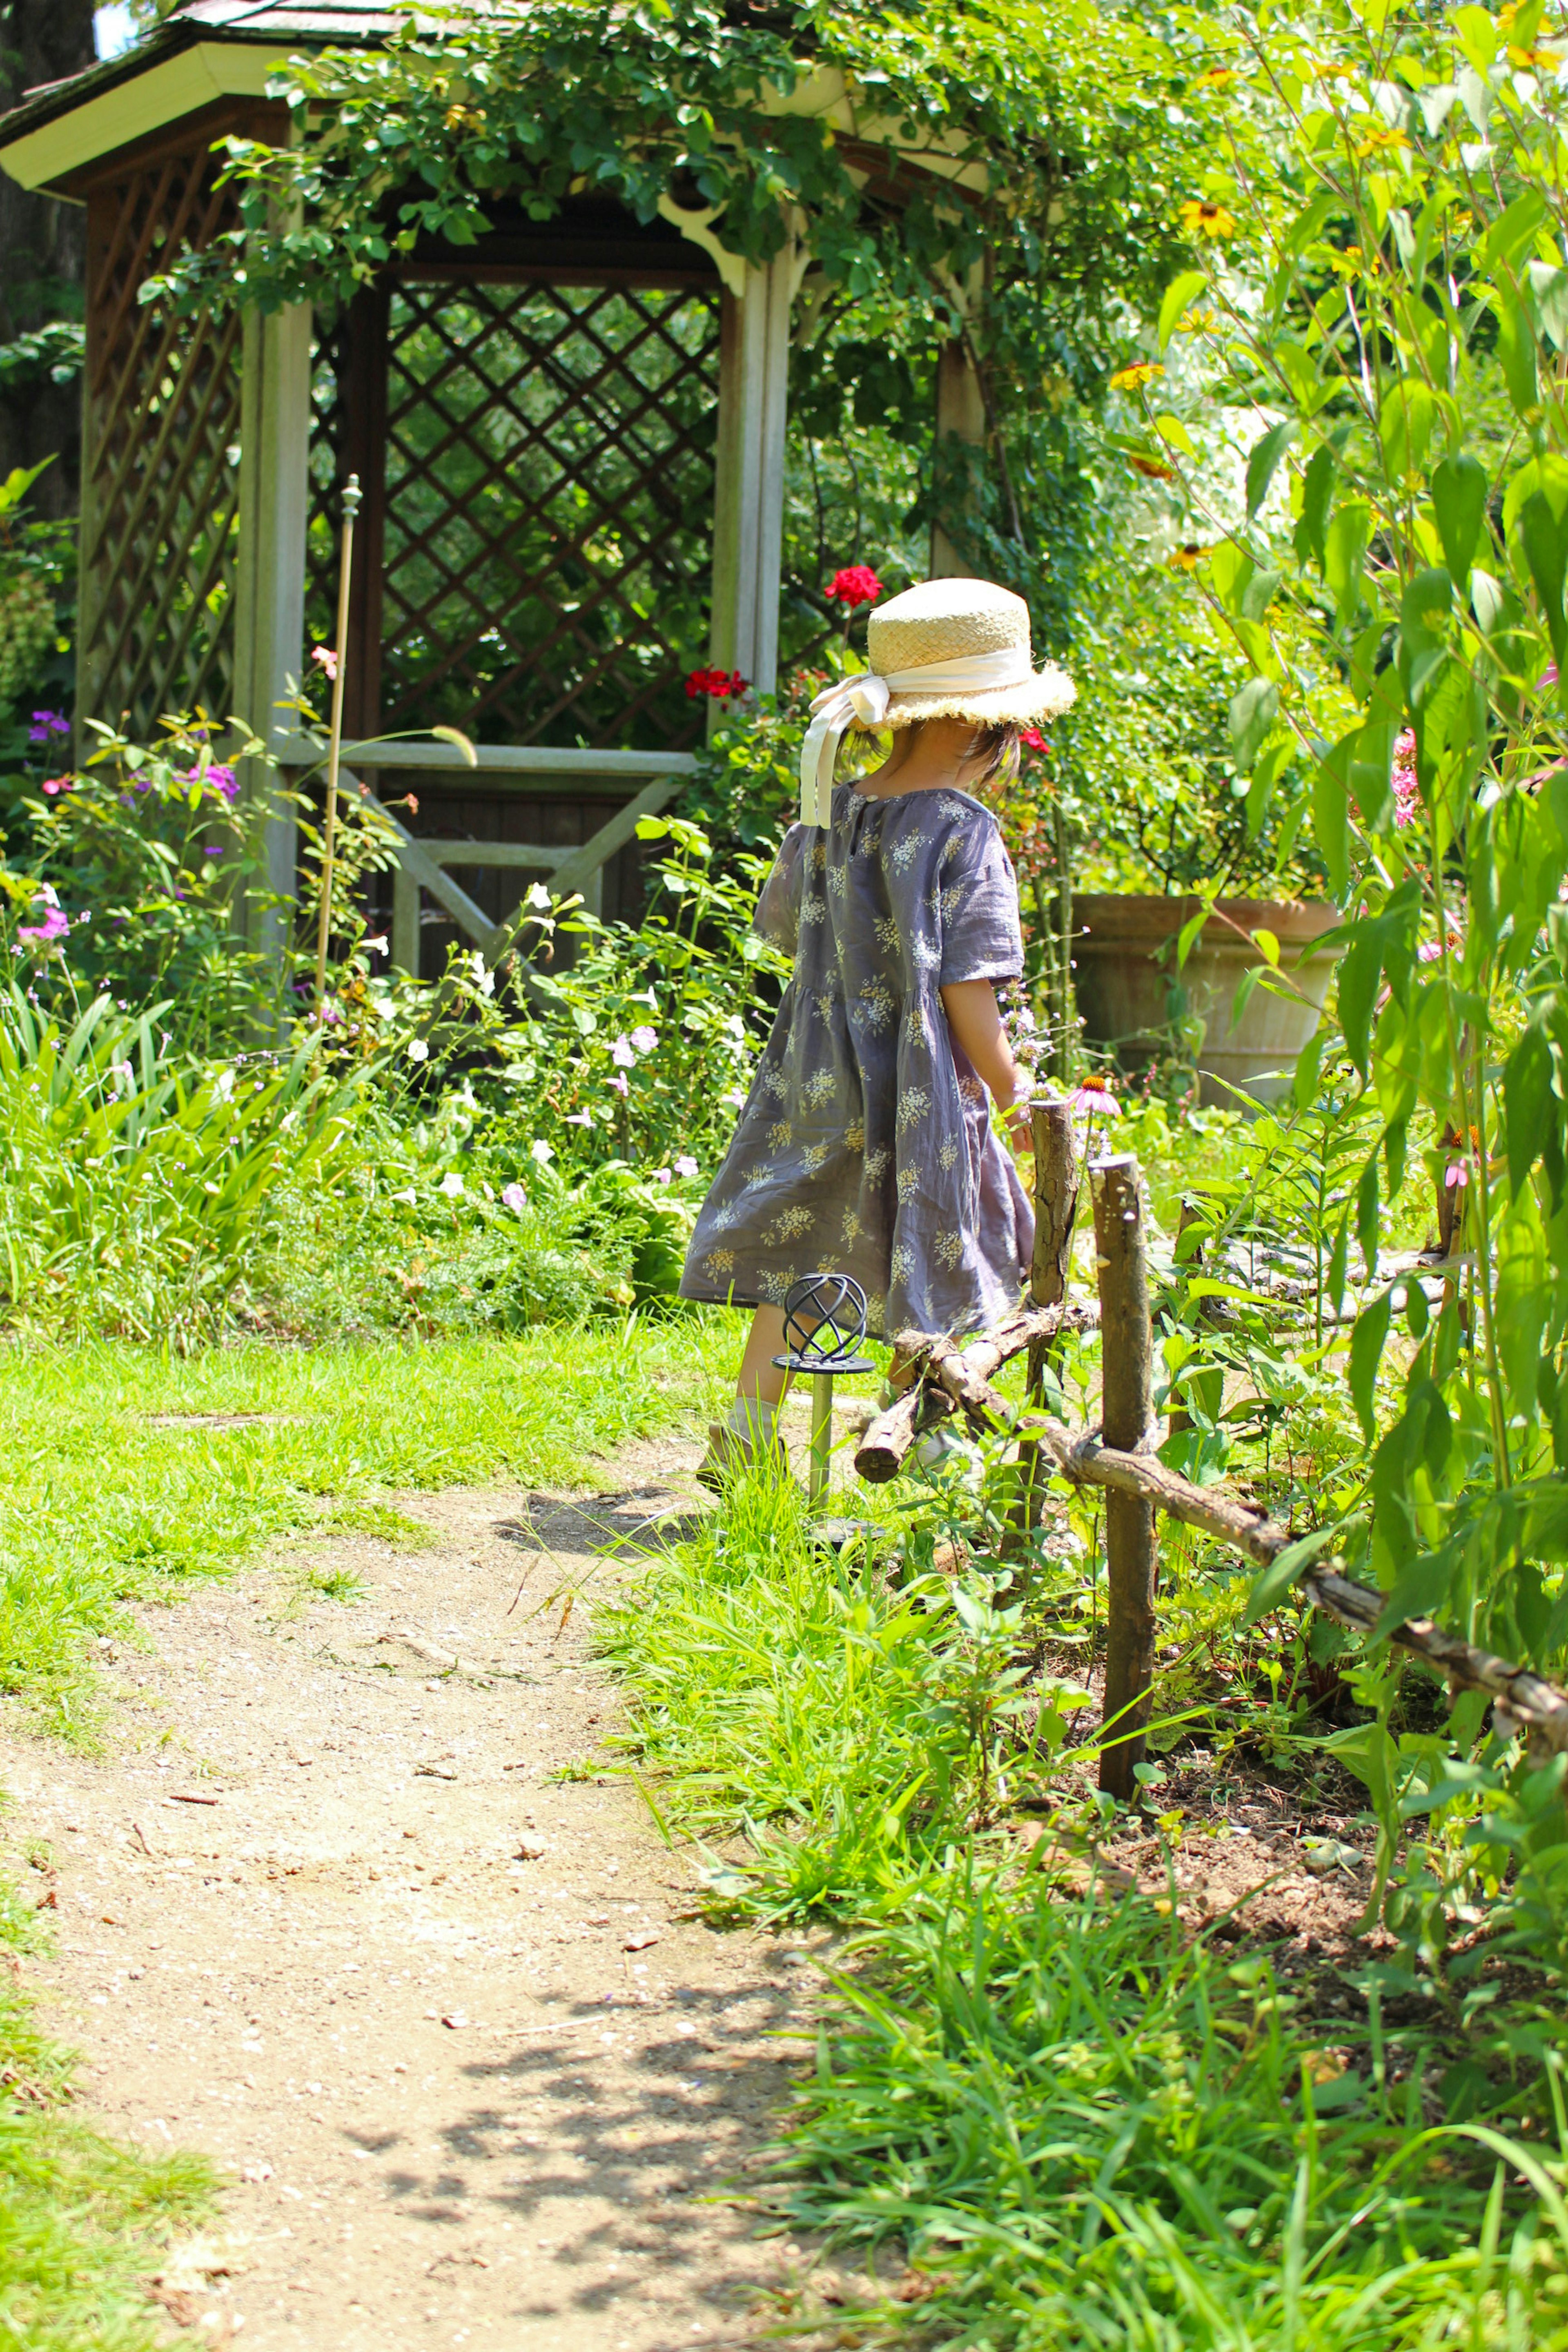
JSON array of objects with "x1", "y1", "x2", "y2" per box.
[{"x1": 0, "y1": 0, "x2": 986, "y2": 972}]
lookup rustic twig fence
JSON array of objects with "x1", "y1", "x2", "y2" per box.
[{"x1": 856, "y1": 1107, "x2": 1568, "y2": 1801}]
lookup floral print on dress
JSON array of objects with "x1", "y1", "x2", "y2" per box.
[{"x1": 680, "y1": 781, "x2": 1032, "y2": 1338}]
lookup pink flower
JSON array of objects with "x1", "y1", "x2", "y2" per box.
[
  {"x1": 312, "y1": 646, "x2": 339, "y2": 681},
  {"x1": 1418, "y1": 927, "x2": 1464, "y2": 964},
  {"x1": 607, "y1": 1071, "x2": 629, "y2": 1098},
  {"x1": 629, "y1": 1024, "x2": 658, "y2": 1054},
  {"x1": 565, "y1": 1109, "x2": 593, "y2": 1127},
  {"x1": 1019, "y1": 728, "x2": 1049, "y2": 753},
  {"x1": 1392, "y1": 729, "x2": 1419, "y2": 828},
  {"x1": 611, "y1": 1034, "x2": 635, "y2": 1068},
  {"x1": 674, "y1": 1154, "x2": 699, "y2": 1178},
  {"x1": 826, "y1": 565, "x2": 884, "y2": 609},
  {"x1": 1062, "y1": 1074, "x2": 1117, "y2": 1115},
  {"x1": 501, "y1": 1181, "x2": 527, "y2": 1214},
  {"x1": 40, "y1": 775, "x2": 72, "y2": 796},
  {"x1": 1445, "y1": 1158, "x2": 1470, "y2": 1189},
  {"x1": 16, "y1": 902, "x2": 68, "y2": 947},
  {"x1": 650, "y1": 1167, "x2": 673, "y2": 1185}
]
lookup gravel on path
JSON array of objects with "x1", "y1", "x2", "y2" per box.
[{"x1": 1, "y1": 1434, "x2": 852, "y2": 2350}]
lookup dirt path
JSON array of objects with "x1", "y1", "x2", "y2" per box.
[{"x1": 2, "y1": 1430, "x2": 845, "y2": 2350}]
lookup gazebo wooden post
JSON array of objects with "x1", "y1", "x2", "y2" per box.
[
  {"x1": 708, "y1": 246, "x2": 795, "y2": 702},
  {"x1": 232, "y1": 296, "x2": 311, "y2": 964}
]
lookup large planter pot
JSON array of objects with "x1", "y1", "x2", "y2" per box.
[{"x1": 1072, "y1": 895, "x2": 1341, "y2": 1109}]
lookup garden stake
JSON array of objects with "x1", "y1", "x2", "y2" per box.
[
  {"x1": 773, "y1": 1272, "x2": 875, "y2": 1518},
  {"x1": 1091, "y1": 1152, "x2": 1158, "y2": 1801},
  {"x1": 314, "y1": 472, "x2": 362, "y2": 1005},
  {"x1": 1010, "y1": 1100, "x2": 1080, "y2": 1547}
]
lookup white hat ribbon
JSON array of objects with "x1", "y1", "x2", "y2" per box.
[{"x1": 797, "y1": 647, "x2": 1037, "y2": 828}]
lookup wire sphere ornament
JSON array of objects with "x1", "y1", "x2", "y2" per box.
[{"x1": 773, "y1": 1271, "x2": 876, "y2": 1376}]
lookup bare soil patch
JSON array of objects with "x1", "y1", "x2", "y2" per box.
[{"x1": 0, "y1": 1434, "x2": 846, "y2": 2351}]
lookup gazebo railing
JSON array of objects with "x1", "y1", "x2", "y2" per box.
[{"x1": 274, "y1": 736, "x2": 698, "y2": 969}]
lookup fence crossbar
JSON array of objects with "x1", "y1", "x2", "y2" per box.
[{"x1": 857, "y1": 1330, "x2": 1568, "y2": 1760}]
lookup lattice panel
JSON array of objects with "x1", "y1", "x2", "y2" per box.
[
  {"x1": 376, "y1": 280, "x2": 722, "y2": 749},
  {"x1": 80, "y1": 147, "x2": 243, "y2": 735}
]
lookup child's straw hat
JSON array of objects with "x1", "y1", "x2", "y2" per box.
[
  {"x1": 865, "y1": 579, "x2": 1076, "y2": 730},
  {"x1": 798, "y1": 577, "x2": 1075, "y2": 826}
]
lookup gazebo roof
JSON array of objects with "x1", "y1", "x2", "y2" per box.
[{"x1": 0, "y1": 0, "x2": 406, "y2": 194}]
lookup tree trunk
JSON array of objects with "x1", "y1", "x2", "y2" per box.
[{"x1": 0, "y1": 0, "x2": 97, "y2": 517}]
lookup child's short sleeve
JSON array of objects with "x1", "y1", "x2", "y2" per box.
[
  {"x1": 939, "y1": 817, "x2": 1024, "y2": 987},
  {"x1": 753, "y1": 823, "x2": 807, "y2": 954}
]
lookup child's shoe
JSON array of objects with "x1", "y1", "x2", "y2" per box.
[{"x1": 696, "y1": 1399, "x2": 794, "y2": 1491}]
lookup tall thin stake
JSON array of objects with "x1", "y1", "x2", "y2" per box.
[
  {"x1": 1091, "y1": 1151, "x2": 1158, "y2": 1801},
  {"x1": 314, "y1": 472, "x2": 362, "y2": 1004},
  {"x1": 1011, "y1": 1100, "x2": 1081, "y2": 1546}
]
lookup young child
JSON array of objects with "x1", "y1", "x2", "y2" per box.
[{"x1": 679, "y1": 577, "x2": 1076, "y2": 1480}]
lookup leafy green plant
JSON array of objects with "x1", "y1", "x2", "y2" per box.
[
  {"x1": 1102, "y1": 1, "x2": 1568, "y2": 1968},
  {"x1": 0, "y1": 987, "x2": 359, "y2": 1344}
]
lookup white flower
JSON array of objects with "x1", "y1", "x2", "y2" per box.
[
  {"x1": 470, "y1": 951, "x2": 495, "y2": 998},
  {"x1": 611, "y1": 1033, "x2": 635, "y2": 1068},
  {"x1": 407, "y1": 1038, "x2": 430, "y2": 1063},
  {"x1": 363, "y1": 934, "x2": 388, "y2": 955},
  {"x1": 674, "y1": 1154, "x2": 699, "y2": 1178},
  {"x1": 501, "y1": 1181, "x2": 527, "y2": 1212},
  {"x1": 629, "y1": 1023, "x2": 658, "y2": 1054},
  {"x1": 390, "y1": 1186, "x2": 417, "y2": 1205},
  {"x1": 530, "y1": 1139, "x2": 555, "y2": 1165},
  {"x1": 439, "y1": 1172, "x2": 465, "y2": 1198},
  {"x1": 565, "y1": 1109, "x2": 593, "y2": 1127},
  {"x1": 722, "y1": 1088, "x2": 746, "y2": 1107},
  {"x1": 527, "y1": 882, "x2": 552, "y2": 911}
]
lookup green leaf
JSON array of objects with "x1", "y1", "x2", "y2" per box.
[
  {"x1": 1312, "y1": 755, "x2": 1351, "y2": 902},
  {"x1": 1243, "y1": 1527, "x2": 1343, "y2": 1627},
  {"x1": 1240, "y1": 566, "x2": 1283, "y2": 623},
  {"x1": 1245, "y1": 733, "x2": 1294, "y2": 841},
  {"x1": 1531, "y1": 261, "x2": 1568, "y2": 351},
  {"x1": 1175, "y1": 900, "x2": 1211, "y2": 971},
  {"x1": 1520, "y1": 485, "x2": 1568, "y2": 665},
  {"x1": 1349, "y1": 1287, "x2": 1394, "y2": 1442},
  {"x1": 1295, "y1": 444, "x2": 1336, "y2": 571},
  {"x1": 1324, "y1": 500, "x2": 1372, "y2": 628},
  {"x1": 1357, "y1": 1150, "x2": 1381, "y2": 1279},
  {"x1": 1496, "y1": 280, "x2": 1540, "y2": 421},
  {"x1": 1228, "y1": 676, "x2": 1278, "y2": 770},
  {"x1": 1246, "y1": 420, "x2": 1297, "y2": 520},
  {"x1": 1506, "y1": 1022, "x2": 1555, "y2": 1194},
  {"x1": 1252, "y1": 927, "x2": 1280, "y2": 968},
  {"x1": 1157, "y1": 268, "x2": 1207, "y2": 351},
  {"x1": 1399, "y1": 565, "x2": 1454, "y2": 708},
  {"x1": 1431, "y1": 452, "x2": 1488, "y2": 584}
]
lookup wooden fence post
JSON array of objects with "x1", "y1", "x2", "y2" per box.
[
  {"x1": 1012, "y1": 1103, "x2": 1081, "y2": 1543},
  {"x1": 1091, "y1": 1152, "x2": 1158, "y2": 1801}
]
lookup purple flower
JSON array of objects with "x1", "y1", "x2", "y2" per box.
[
  {"x1": 203, "y1": 846, "x2": 222, "y2": 858},
  {"x1": 629, "y1": 1023, "x2": 658, "y2": 1055},
  {"x1": 673, "y1": 1154, "x2": 699, "y2": 1178},
  {"x1": 607, "y1": 1071, "x2": 629, "y2": 1098},
  {"x1": 28, "y1": 710, "x2": 69, "y2": 745},
  {"x1": 501, "y1": 1181, "x2": 527, "y2": 1214},
  {"x1": 611, "y1": 1034, "x2": 635, "y2": 1069},
  {"x1": 178, "y1": 762, "x2": 238, "y2": 802}
]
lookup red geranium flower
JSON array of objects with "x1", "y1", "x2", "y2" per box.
[
  {"x1": 685, "y1": 668, "x2": 750, "y2": 701},
  {"x1": 826, "y1": 565, "x2": 884, "y2": 609},
  {"x1": 1019, "y1": 728, "x2": 1049, "y2": 753}
]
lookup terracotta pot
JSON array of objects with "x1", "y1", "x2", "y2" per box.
[{"x1": 1071, "y1": 894, "x2": 1341, "y2": 1109}]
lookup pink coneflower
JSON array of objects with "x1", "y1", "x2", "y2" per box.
[
  {"x1": 1062, "y1": 1072, "x2": 1118, "y2": 1116},
  {"x1": 1418, "y1": 927, "x2": 1464, "y2": 964}
]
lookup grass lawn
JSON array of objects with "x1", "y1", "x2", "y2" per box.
[
  {"x1": 0, "y1": 1314, "x2": 733, "y2": 2341},
  {"x1": 0, "y1": 1315, "x2": 734, "y2": 1733}
]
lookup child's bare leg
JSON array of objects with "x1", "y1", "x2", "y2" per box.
[{"x1": 737, "y1": 1306, "x2": 790, "y2": 1409}]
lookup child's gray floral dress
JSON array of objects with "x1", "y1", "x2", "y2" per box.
[{"x1": 679, "y1": 783, "x2": 1034, "y2": 1339}]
